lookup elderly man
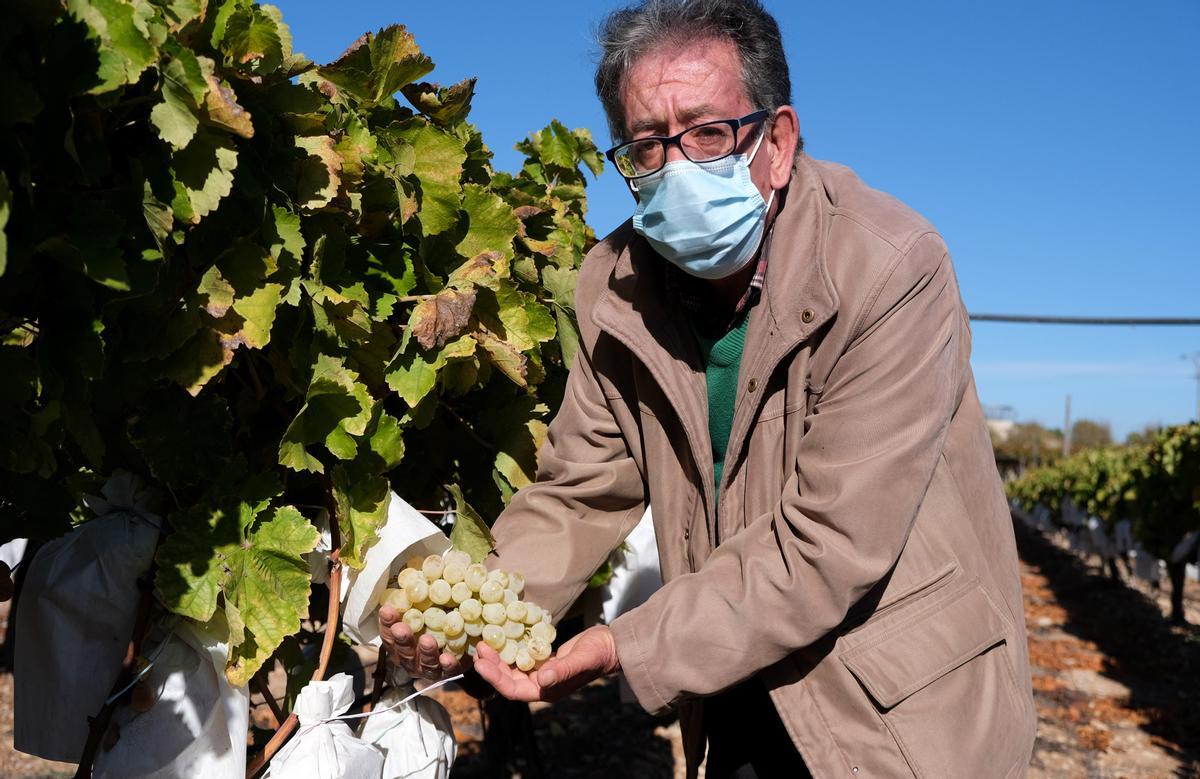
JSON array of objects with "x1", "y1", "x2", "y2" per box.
[{"x1": 381, "y1": 0, "x2": 1037, "y2": 776}]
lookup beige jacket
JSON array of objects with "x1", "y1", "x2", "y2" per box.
[{"x1": 490, "y1": 155, "x2": 1037, "y2": 778}]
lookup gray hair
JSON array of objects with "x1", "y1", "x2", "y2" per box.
[{"x1": 594, "y1": 0, "x2": 801, "y2": 151}]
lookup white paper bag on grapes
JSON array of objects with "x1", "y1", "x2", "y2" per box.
[
  {"x1": 341, "y1": 492, "x2": 451, "y2": 648},
  {"x1": 357, "y1": 666, "x2": 456, "y2": 778},
  {"x1": 93, "y1": 621, "x2": 251, "y2": 779},
  {"x1": 264, "y1": 673, "x2": 384, "y2": 779},
  {"x1": 13, "y1": 471, "x2": 163, "y2": 761}
]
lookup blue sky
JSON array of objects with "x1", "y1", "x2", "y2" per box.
[{"x1": 277, "y1": 1, "x2": 1200, "y2": 440}]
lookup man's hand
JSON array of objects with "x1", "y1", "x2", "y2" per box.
[
  {"x1": 378, "y1": 606, "x2": 467, "y2": 681},
  {"x1": 473, "y1": 624, "x2": 620, "y2": 702}
]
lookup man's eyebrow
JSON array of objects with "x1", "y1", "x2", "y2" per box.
[{"x1": 627, "y1": 103, "x2": 724, "y2": 136}]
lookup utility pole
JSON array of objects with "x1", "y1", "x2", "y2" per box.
[{"x1": 1063, "y1": 394, "x2": 1072, "y2": 456}]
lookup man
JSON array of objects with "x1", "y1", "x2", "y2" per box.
[{"x1": 382, "y1": 1, "x2": 1037, "y2": 776}]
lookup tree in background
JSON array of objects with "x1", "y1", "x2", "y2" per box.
[{"x1": 1070, "y1": 419, "x2": 1113, "y2": 452}]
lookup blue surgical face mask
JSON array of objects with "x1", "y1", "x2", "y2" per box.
[{"x1": 632, "y1": 130, "x2": 775, "y2": 280}]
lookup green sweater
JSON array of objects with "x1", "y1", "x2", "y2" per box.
[{"x1": 692, "y1": 313, "x2": 750, "y2": 501}]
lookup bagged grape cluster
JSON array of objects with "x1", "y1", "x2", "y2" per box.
[{"x1": 379, "y1": 550, "x2": 556, "y2": 672}]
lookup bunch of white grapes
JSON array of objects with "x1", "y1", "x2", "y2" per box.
[{"x1": 378, "y1": 549, "x2": 557, "y2": 673}]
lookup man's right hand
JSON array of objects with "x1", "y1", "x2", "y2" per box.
[{"x1": 378, "y1": 606, "x2": 470, "y2": 681}]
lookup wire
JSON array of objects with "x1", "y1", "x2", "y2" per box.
[{"x1": 969, "y1": 312, "x2": 1200, "y2": 324}]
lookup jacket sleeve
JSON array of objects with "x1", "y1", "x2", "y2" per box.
[
  {"x1": 610, "y1": 232, "x2": 969, "y2": 714},
  {"x1": 487, "y1": 342, "x2": 648, "y2": 622}
]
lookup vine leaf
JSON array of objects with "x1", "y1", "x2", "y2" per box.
[
  {"x1": 456, "y1": 184, "x2": 519, "y2": 262},
  {"x1": 401, "y1": 77, "x2": 475, "y2": 126},
  {"x1": 332, "y1": 465, "x2": 388, "y2": 569},
  {"x1": 409, "y1": 288, "x2": 476, "y2": 350},
  {"x1": 317, "y1": 25, "x2": 433, "y2": 105},
  {"x1": 447, "y1": 484, "x2": 494, "y2": 563},
  {"x1": 397, "y1": 119, "x2": 465, "y2": 235}
]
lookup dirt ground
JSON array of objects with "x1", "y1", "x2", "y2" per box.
[{"x1": 2, "y1": 519, "x2": 1198, "y2": 778}]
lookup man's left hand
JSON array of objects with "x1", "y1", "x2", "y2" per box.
[{"x1": 473, "y1": 624, "x2": 621, "y2": 702}]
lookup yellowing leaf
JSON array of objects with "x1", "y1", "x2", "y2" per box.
[
  {"x1": 396, "y1": 120, "x2": 465, "y2": 235},
  {"x1": 295, "y1": 135, "x2": 342, "y2": 210}
]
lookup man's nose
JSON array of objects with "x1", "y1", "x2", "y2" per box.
[{"x1": 665, "y1": 138, "x2": 688, "y2": 164}]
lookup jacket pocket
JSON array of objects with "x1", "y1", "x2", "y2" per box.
[{"x1": 839, "y1": 580, "x2": 1030, "y2": 778}]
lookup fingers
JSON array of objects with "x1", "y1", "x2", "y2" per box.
[
  {"x1": 473, "y1": 643, "x2": 541, "y2": 702},
  {"x1": 416, "y1": 633, "x2": 443, "y2": 679}
]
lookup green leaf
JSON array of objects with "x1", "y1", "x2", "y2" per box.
[
  {"x1": 155, "y1": 501, "x2": 243, "y2": 622},
  {"x1": 367, "y1": 408, "x2": 405, "y2": 470},
  {"x1": 401, "y1": 78, "x2": 476, "y2": 126},
  {"x1": 231, "y1": 282, "x2": 283, "y2": 349},
  {"x1": 456, "y1": 184, "x2": 518, "y2": 262},
  {"x1": 317, "y1": 25, "x2": 433, "y2": 105},
  {"x1": 163, "y1": 326, "x2": 235, "y2": 396},
  {"x1": 385, "y1": 334, "x2": 475, "y2": 408},
  {"x1": 447, "y1": 484, "x2": 494, "y2": 563},
  {"x1": 171, "y1": 131, "x2": 238, "y2": 224},
  {"x1": 67, "y1": 0, "x2": 157, "y2": 93},
  {"x1": 333, "y1": 465, "x2": 387, "y2": 569},
  {"x1": 279, "y1": 355, "x2": 373, "y2": 472},
  {"x1": 396, "y1": 120, "x2": 465, "y2": 235},
  {"x1": 492, "y1": 282, "x2": 555, "y2": 352},
  {"x1": 224, "y1": 505, "x2": 320, "y2": 685},
  {"x1": 221, "y1": 5, "x2": 284, "y2": 74},
  {"x1": 151, "y1": 49, "x2": 207, "y2": 149}
]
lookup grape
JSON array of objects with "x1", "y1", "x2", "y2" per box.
[
  {"x1": 499, "y1": 640, "x2": 518, "y2": 665},
  {"x1": 464, "y1": 619, "x2": 484, "y2": 637},
  {"x1": 427, "y1": 630, "x2": 446, "y2": 649},
  {"x1": 444, "y1": 610, "x2": 464, "y2": 637},
  {"x1": 422, "y1": 554, "x2": 445, "y2": 580},
  {"x1": 423, "y1": 607, "x2": 447, "y2": 631},
  {"x1": 450, "y1": 582, "x2": 473, "y2": 604},
  {"x1": 508, "y1": 571, "x2": 526, "y2": 596},
  {"x1": 503, "y1": 620, "x2": 526, "y2": 640},
  {"x1": 459, "y1": 598, "x2": 483, "y2": 622},
  {"x1": 482, "y1": 624, "x2": 506, "y2": 650},
  {"x1": 379, "y1": 588, "x2": 411, "y2": 612},
  {"x1": 428, "y1": 579, "x2": 453, "y2": 605},
  {"x1": 446, "y1": 549, "x2": 472, "y2": 569},
  {"x1": 465, "y1": 564, "x2": 488, "y2": 592},
  {"x1": 523, "y1": 603, "x2": 542, "y2": 625},
  {"x1": 502, "y1": 589, "x2": 517, "y2": 606},
  {"x1": 529, "y1": 621, "x2": 555, "y2": 644},
  {"x1": 404, "y1": 578, "x2": 429, "y2": 605},
  {"x1": 402, "y1": 608, "x2": 424, "y2": 633},
  {"x1": 527, "y1": 637, "x2": 552, "y2": 662},
  {"x1": 482, "y1": 602, "x2": 507, "y2": 625},
  {"x1": 446, "y1": 632, "x2": 469, "y2": 655},
  {"x1": 515, "y1": 648, "x2": 535, "y2": 672},
  {"x1": 487, "y1": 569, "x2": 510, "y2": 589},
  {"x1": 443, "y1": 564, "x2": 466, "y2": 585},
  {"x1": 396, "y1": 568, "x2": 422, "y2": 589},
  {"x1": 479, "y1": 580, "x2": 504, "y2": 604},
  {"x1": 506, "y1": 601, "x2": 527, "y2": 623}
]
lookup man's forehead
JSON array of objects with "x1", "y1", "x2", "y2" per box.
[{"x1": 619, "y1": 37, "x2": 751, "y2": 134}]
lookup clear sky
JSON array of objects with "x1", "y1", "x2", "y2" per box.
[{"x1": 277, "y1": 0, "x2": 1200, "y2": 440}]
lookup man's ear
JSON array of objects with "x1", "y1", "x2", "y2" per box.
[{"x1": 768, "y1": 106, "x2": 800, "y2": 189}]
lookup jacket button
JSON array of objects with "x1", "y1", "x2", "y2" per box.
[
  {"x1": 683, "y1": 528, "x2": 690, "y2": 540},
  {"x1": 801, "y1": 308, "x2": 815, "y2": 324},
  {"x1": 747, "y1": 378, "x2": 759, "y2": 393}
]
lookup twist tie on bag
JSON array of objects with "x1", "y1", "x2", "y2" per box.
[{"x1": 294, "y1": 674, "x2": 464, "y2": 738}]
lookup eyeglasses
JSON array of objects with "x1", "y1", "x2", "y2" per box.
[{"x1": 605, "y1": 109, "x2": 770, "y2": 181}]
